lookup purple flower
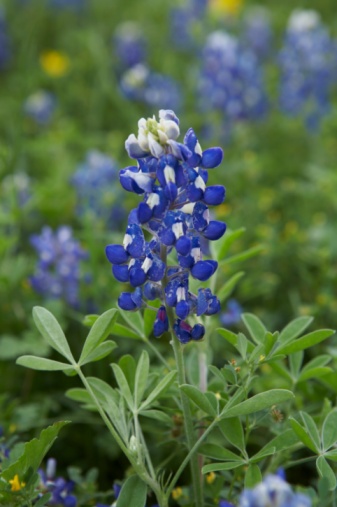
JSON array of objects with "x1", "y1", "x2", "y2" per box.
[
  {"x1": 113, "y1": 22, "x2": 147, "y2": 69},
  {"x1": 220, "y1": 299, "x2": 243, "y2": 327},
  {"x1": 120, "y1": 64, "x2": 181, "y2": 111},
  {"x1": 278, "y1": 9, "x2": 336, "y2": 130},
  {"x1": 30, "y1": 226, "x2": 88, "y2": 307},
  {"x1": 24, "y1": 90, "x2": 56, "y2": 125},
  {"x1": 38, "y1": 458, "x2": 77, "y2": 507},
  {"x1": 0, "y1": 8, "x2": 11, "y2": 70},
  {"x1": 198, "y1": 31, "x2": 268, "y2": 133},
  {"x1": 239, "y1": 474, "x2": 312, "y2": 507},
  {"x1": 71, "y1": 150, "x2": 125, "y2": 226},
  {"x1": 106, "y1": 110, "x2": 226, "y2": 342}
]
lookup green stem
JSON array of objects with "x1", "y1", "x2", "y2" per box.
[
  {"x1": 170, "y1": 327, "x2": 203, "y2": 506},
  {"x1": 166, "y1": 418, "x2": 219, "y2": 499},
  {"x1": 76, "y1": 367, "x2": 162, "y2": 500},
  {"x1": 143, "y1": 337, "x2": 171, "y2": 370},
  {"x1": 160, "y1": 244, "x2": 203, "y2": 507}
]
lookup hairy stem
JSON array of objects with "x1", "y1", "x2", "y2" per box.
[
  {"x1": 76, "y1": 367, "x2": 163, "y2": 501},
  {"x1": 161, "y1": 244, "x2": 204, "y2": 507}
]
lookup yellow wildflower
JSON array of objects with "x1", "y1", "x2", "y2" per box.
[
  {"x1": 40, "y1": 50, "x2": 70, "y2": 77},
  {"x1": 210, "y1": 0, "x2": 243, "y2": 16},
  {"x1": 172, "y1": 487, "x2": 183, "y2": 500},
  {"x1": 9, "y1": 474, "x2": 25, "y2": 492},
  {"x1": 206, "y1": 471, "x2": 216, "y2": 484}
]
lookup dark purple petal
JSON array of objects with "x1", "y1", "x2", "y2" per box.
[
  {"x1": 201, "y1": 147, "x2": 223, "y2": 168},
  {"x1": 203, "y1": 221, "x2": 227, "y2": 241},
  {"x1": 105, "y1": 245, "x2": 128, "y2": 265},
  {"x1": 203, "y1": 185, "x2": 225, "y2": 206},
  {"x1": 112, "y1": 264, "x2": 129, "y2": 283},
  {"x1": 191, "y1": 324, "x2": 205, "y2": 341}
]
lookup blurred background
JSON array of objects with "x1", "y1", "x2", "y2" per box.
[{"x1": 1, "y1": 0, "x2": 337, "y2": 494}]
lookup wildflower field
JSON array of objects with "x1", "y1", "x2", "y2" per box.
[{"x1": 1, "y1": 0, "x2": 337, "y2": 506}]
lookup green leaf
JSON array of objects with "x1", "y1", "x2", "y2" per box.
[
  {"x1": 79, "y1": 309, "x2": 118, "y2": 365},
  {"x1": 202, "y1": 461, "x2": 244, "y2": 474},
  {"x1": 316, "y1": 456, "x2": 337, "y2": 490},
  {"x1": 277, "y1": 329, "x2": 335, "y2": 355},
  {"x1": 80, "y1": 341, "x2": 117, "y2": 366},
  {"x1": 119, "y1": 355, "x2": 136, "y2": 392},
  {"x1": 82, "y1": 314, "x2": 99, "y2": 327},
  {"x1": 139, "y1": 410, "x2": 172, "y2": 425},
  {"x1": 278, "y1": 316, "x2": 314, "y2": 345},
  {"x1": 217, "y1": 328, "x2": 254, "y2": 354},
  {"x1": 0, "y1": 422, "x2": 70, "y2": 482},
  {"x1": 244, "y1": 464, "x2": 262, "y2": 489},
  {"x1": 134, "y1": 351, "x2": 150, "y2": 407},
  {"x1": 220, "y1": 245, "x2": 263, "y2": 266},
  {"x1": 298, "y1": 367, "x2": 332, "y2": 383},
  {"x1": 289, "y1": 417, "x2": 318, "y2": 453},
  {"x1": 264, "y1": 332, "x2": 278, "y2": 356},
  {"x1": 218, "y1": 417, "x2": 245, "y2": 452},
  {"x1": 256, "y1": 429, "x2": 299, "y2": 455},
  {"x1": 140, "y1": 370, "x2": 177, "y2": 411},
  {"x1": 119, "y1": 310, "x2": 144, "y2": 336},
  {"x1": 112, "y1": 323, "x2": 142, "y2": 340},
  {"x1": 289, "y1": 351, "x2": 304, "y2": 378},
  {"x1": 210, "y1": 227, "x2": 246, "y2": 261},
  {"x1": 143, "y1": 308, "x2": 157, "y2": 338},
  {"x1": 325, "y1": 449, "x2": 337, "y2": 462},
  {"x1": 32, "y1": 306, "x2": 74, "y2": 363},
  {"x1": 217, "y1": 272, "x2": 245, "y2": 303},
  {"x1": 300, "y1": 412, "x2": 321, "y2": 451},
  {"x1": 180, "y1": 385, "x2": 217, "y2": 416},
  {"x1": 250, "y1": 447, "x2": 276, "y2": 463},
  {"x1": 111, "y1": 364, "x2": 134, "y2": 411},
  {"x1": 116, "y1": 475, "x2": 147, "y2": 507},
  {"x1": 66, "y1": 388, "x2": 92, "y2": 405},
  {"x1": 221, "y1": 390, "x2": 294, "y2": 419},
  {"x1": 241, "y1": 313, "x2": 267, "y2": 345},
  {"x1": 199, "y1": 444, "x2": 242, "y2": 461},
  {"x1": 16, "y1": 356, "x2": 76, "y2": 371},
  {"x1": 322, "y1": 409, "x2": 337, "y2": 451}
]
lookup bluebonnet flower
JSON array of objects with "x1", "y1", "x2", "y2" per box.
[
  {"x1": 242, "y1": 7, "x2": 272, "y2": 61},
  {"x1": 0, "y1": 8, "x2": 10, "y2": 70},
  {"x1": 170, "y1": 0, "x2": 208, "y2": 50},
  {"x1": 113, "y1": 22, "x2": 147, "y2": 70},
  {"x1": 198, "y1": 31, "x2": 268, "y2": 131},
  {"x1": 38, "y1": 458, "x2": 77, "y2": 506},
  {"x1": 24, "y1": 90, "x2": 56, "y2": 125},
  {"x1": 220, "y1": 298, "x2": 242, "y2": 327},
  {"x1": 238, "y1": 474, "x2": 312, "y2": 507},
  {"x1": 278, "y1": 9, "x2": 336, "y2": 130},
  {"x1": 120, "y1": 64, "x2": 181, "y2": 110},
  {"x1": 71, "y1": 150, "x2": 125, "y2": 227},
  {"x1": 106, "y1": 110, "x2": 226, "y2": 344},
  {"x1": 30, "y1": 226, "x2": 88, "y2": 308}
]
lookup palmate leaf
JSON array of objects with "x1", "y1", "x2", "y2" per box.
[
  {"x1": 220, "y1": 390, "x2": 294, "y2": 419},
  {"x1": 180, "y1": 385, "x2": 217, "y2": 417},
  {"x1": 116, "y1": 475, "x2": 147, "y2": 507},
  {"x1": 316, "y1": 456, "x2": 337, "y2": 490},
  {"x1": 241, "y1": 313, "x2": 267, "y2": 345},
  {"x1": 32, "y1": 306, "x2": 74, "y2": 363},
  {"x1": 322, "y1": 409, "x2": 337, "y2": 452},
  {"x1": 16, "y1": 356, "x2": 75, "y2": 371},
  {"x1": 79, "y1": 308, "x2": 118, "y2": 365},
  {"x1": 0, "y1": 422, "x2": 70, "y2": 483},
  {"x1": 134, "y1": 350, "x2": 150, "y2": 407},
  {"x1": 278, "y1": 316, "x2": 314, "y2": 345},
  {"x1": 276, "y1": 329, "x2": 335, "y2": 355}
]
